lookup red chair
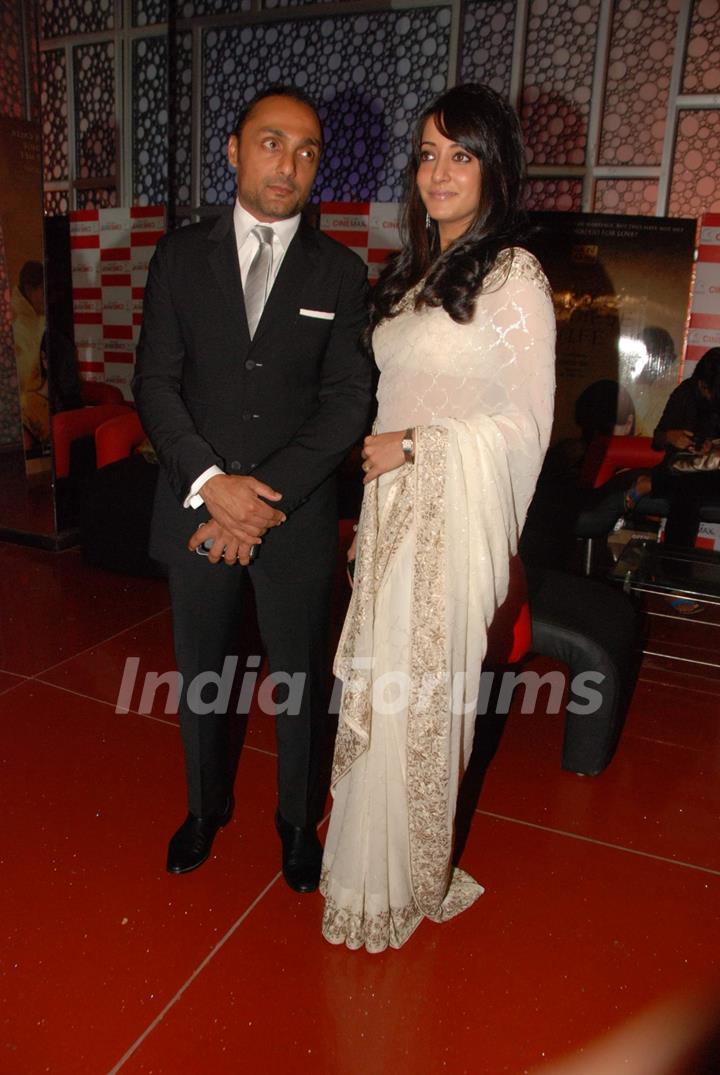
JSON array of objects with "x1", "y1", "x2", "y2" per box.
[
  {"x1": 575, "y1": 435, "x2": 666, "y2": 574},
  {"x1": 578, "y1": 434, "x2": 664, "y2": 490},
  {"x1": 52, "y1": 403, "x2": 131, "y2": 479},
  {"x1": 79, "y1": 409, "x2": 160, "y2": 577},
  {"x1": 52, "y1": 381, "x2": 133, "y2": 479},
  {"x1": 485, "y1": 555, "x2": 531, "y2": 665},
  {"x1": 95, "y1": 410, "x2": 146, "y2": 468}
]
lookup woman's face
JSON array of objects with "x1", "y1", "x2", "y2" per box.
[{"x1": 416, "y1": 114, "x2": 483, "y2": 249}]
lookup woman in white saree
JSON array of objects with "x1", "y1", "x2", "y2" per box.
[{"x1": 320, "y1": 84, "x2": 556, "y2": 952}]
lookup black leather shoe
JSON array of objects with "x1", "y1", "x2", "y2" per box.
[
  {"x1": 274, "y1": 810, "x2": 323, "y2": 893},
  {"x1": 166, "y1": 795, "x2": 234, "y2": 875}
]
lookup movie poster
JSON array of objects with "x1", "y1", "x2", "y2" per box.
[
  {"x1": 526, "y1": 213, "x2": 696, "y2": 445},
  {"x1": 0, "y1": 117, "x2": 48, "y2": 472}
]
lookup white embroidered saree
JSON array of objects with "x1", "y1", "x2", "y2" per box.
[{"x1": 320, "y1": 249, "x2": 556, "y2": 952}]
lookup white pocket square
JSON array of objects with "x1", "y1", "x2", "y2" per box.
[{"x1": 299, "y1": 308, "x2": 335, "y2": 320}]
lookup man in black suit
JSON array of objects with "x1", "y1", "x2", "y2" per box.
[{"x1": 133, "y1": 87, "x2": 371, "y2": 891}]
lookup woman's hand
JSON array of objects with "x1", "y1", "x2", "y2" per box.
[{"x1": 361, "y1": 430, "x2": 411, "y2": 484}]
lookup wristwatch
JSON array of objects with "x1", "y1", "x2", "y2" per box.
[{"x1": 402, "y1": 428, "x2": 415, "y2": 464}]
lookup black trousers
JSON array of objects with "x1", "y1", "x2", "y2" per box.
[
  {"x1": 652, "y1": 468, "x2": 720, "y2": 548},
  {"x1": 168, "y1": 553, "x2": 333, "y2": 826}
]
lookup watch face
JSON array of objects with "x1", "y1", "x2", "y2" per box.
[{"x1": 402, "y1": 438, "x2": 413, "y2": 452}]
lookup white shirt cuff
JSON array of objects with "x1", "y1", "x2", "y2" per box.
[{"x1": 184, "y1": 465, "x2": 225, "y2": 509}]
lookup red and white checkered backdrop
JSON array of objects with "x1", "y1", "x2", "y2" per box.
[
  {"x1": 70, "y1": 206, "x2": 166, "y2": 399},
  {"x1": 69, "y1": 205, "x2": 720, "y2": 401},
  {"x1": 69, "y1": 202, "x2": 399, "y2": 400},
  {"x1": 684, "y1": 212, "x2": 720, "y2": 378},
  {"x1": 678, "y1": 212, "x2": 720, "y2": 547},
  {"x1": 319, "y1": 201, "x2": 401, "y2": 282}
]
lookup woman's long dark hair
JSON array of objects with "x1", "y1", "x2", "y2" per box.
[{"x1": 367, "y1": 83, "x2": 527, "y2": 343}]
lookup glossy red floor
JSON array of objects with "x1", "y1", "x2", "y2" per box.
[{"x1": 2, "y1": 540, "x2": 719, "y2": 1074}]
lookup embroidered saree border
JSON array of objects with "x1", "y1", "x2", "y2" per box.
[
  {"x1": 405, "y1": 424, "x2": 452, "y2": 915},
  {"x1": 320, "y1": 864, "x2": 422, "y2": 953},
  {"x1": 331, "y1": 465, "x2": 414, "y2": 785}
]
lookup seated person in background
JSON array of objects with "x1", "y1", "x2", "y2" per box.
[
  {"x1": 527, "y1": 357, "x2": 720, "y2": 595},
  {"x1": 521, "y1": 379, "x2": 636, "y2": 575},
  {"x1": 570, "y1": 377, "x2": 636, "y2": 471},
  {"x1": 627, "y1": 347, "x2": 720, "y2": 549}
]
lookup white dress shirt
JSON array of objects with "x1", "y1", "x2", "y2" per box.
[{"x1": 184, "y1": 200, "x2": 301, "y2": 509}]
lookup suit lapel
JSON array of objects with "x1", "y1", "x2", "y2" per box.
[
  {"x1": 251, "y1": 216, "x2": 320, "y2": 349},
  {"x1": 207, "y1": 209, "x2": 251, "y2": 347}
]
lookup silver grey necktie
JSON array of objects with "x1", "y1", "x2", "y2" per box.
[{"x1": 244, "y1": 224, "x2": 274, "y2": 338}]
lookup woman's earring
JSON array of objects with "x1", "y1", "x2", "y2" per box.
[{"x1": 425, "y1": 211, "x2": 432, "y2": 230}]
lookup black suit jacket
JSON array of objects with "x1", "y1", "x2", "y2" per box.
[{"x1": 132, "y1": 209, "x2": 372, "y2": 575}]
